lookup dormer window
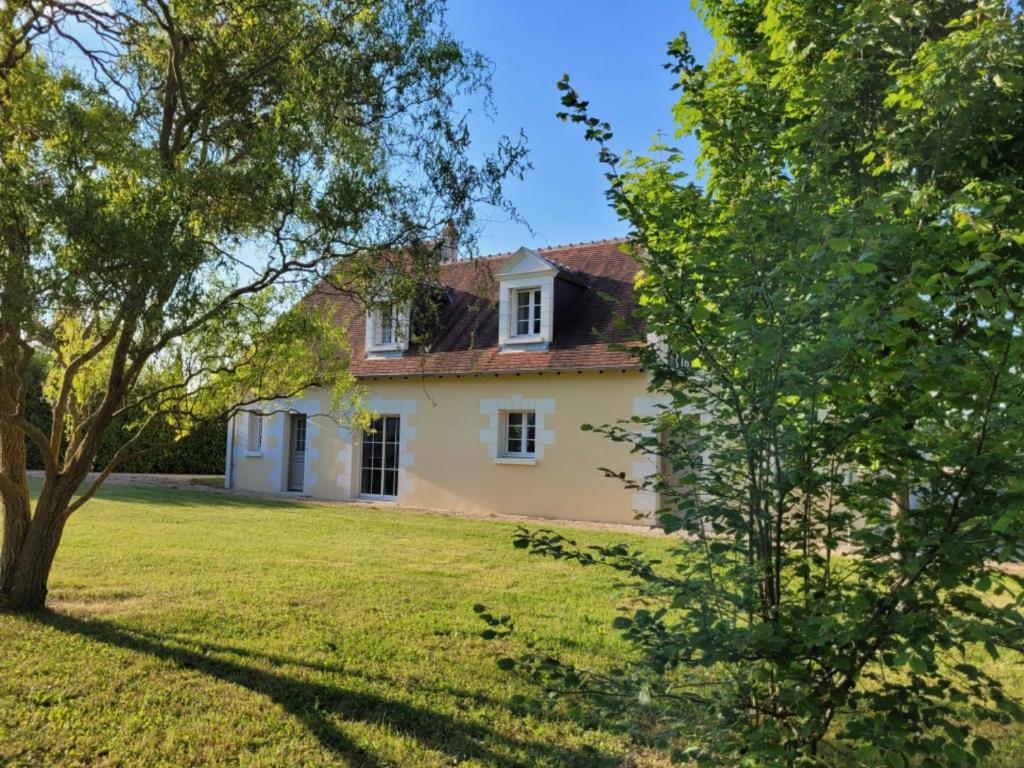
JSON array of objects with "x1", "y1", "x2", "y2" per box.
[
  {"x1": 514, "y1": 288, "x2": 542, "y2": 337},
  {"x1": 494, "y1": 246, "x2": 586, "y2": 352},
  {"x1": 377, "y1": 304, "x2": 397, "y2": 345},
  {"x1": 365, "y1": 301, "x2": 409, "y2": 357}
]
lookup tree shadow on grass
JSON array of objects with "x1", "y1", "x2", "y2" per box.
[
  {"x1": 113, "y1": 627, "x2": 591, "y2": 728},
  {"x1": 33, "y1": 610, "x2": 612, "y2": 767}
]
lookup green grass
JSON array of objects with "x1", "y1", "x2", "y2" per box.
[
  {"x1": 0, "y1": 482, "x2": 675, "y2": 768},
  {"x1": 2, "y1": 483, "x2": 1022, "y2": 767}
]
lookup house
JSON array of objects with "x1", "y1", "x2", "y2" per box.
[{"x1": 224, "y1": 238, "x2": 664, "y2": 525}]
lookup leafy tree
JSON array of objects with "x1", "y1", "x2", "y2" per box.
[
  {"x1": 489, "y1": 1, "x2": 1024, "y2": 765},
  {"x1": 0, "y1": 0, "x2": 525, "y2": 611}
]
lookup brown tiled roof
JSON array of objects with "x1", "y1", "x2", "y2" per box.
[{"x1": 308, "y1": 238, "x2": 644, "y2": 377}]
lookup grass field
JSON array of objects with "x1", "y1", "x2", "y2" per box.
[
  {"x1": 0, "y1": 482, "x2": 678, "y2": 768},
  {"x1": 1, "y1": 482, "x2": 1022, "y2": 767}
]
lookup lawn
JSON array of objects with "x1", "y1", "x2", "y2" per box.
[
  {"x1": 2, "y1": 484, "x2": 1022, "y2": 767},
  {"x1": 0, "y1": 482, "x2": 676, "y2": 768}
]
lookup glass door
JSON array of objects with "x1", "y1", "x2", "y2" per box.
[{"x1": 360, "y1": 415, "x2": 400, "y2": 498}]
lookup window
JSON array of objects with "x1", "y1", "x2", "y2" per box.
[
  {"x1": 514, "y1": 288, "x2": 542, "y2": 336},
  {"x1": 377, "y1": 305, "x2": 397, "y2": 345},
  {"x1": 361, "y1": 415, "x2": 401, "y2": 497},
  {"x1": 503, "y1": 411, "x2": 536, "y2": 457},
  {"x1": 246, "y1": 412, "x2": 263, "y2": 453},
  {"x1": 366, "y1": 302, "x2": 408, "y2": 354}
]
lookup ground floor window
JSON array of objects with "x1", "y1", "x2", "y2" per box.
[
  {"x1": 247, "y1": 412, "x2": 263, "y2": 452},
  {"x1": 503, "y1": 411, "x2": 536, "y2": 457},
  {"x1": 361, "y1": 415, "x2": 400, "y2": 497}
]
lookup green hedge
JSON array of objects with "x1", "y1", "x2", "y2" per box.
[
  {"x1": 93, "y1": 417, "x2": 226, "y2": 475},
  {"x1": 24, "y1": 356, "x2": 226, "y2": 475}
]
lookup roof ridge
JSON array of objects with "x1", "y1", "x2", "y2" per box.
[{"x1": 455, "y1": 236, "x2": 629, "y2": 264}]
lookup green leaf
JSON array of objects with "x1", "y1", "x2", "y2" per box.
[
  {"x1": 974, "y1": 288, "x2": 995, "y2": 307},
  {"x1": 972, "y1": 736, "x2": 994, "y2": 758},
  {"x1": 885, "y1": 749, "x2": 906, "y2": 768}
]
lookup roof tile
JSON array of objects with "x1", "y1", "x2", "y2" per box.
[{"x1": 308, "y1": 239, "x2": 644, "y2": 377}]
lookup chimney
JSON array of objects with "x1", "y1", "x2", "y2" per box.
[{"x1": 441, "y1": 219, "x2": 458, "y2": 263}]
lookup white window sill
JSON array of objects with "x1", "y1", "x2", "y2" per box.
[
  {"x1": 498, "y1": 338, "x2": 549, "y2": 353},
  {"x1": 365, "y1": 346, "x2": 406, "y2": 359},
  {"x1": 494, "y1": 456, "x2": 537, "y2": 466},
  {"x1": 244, "y1": 450, "x2": 263, "y2": 457}
]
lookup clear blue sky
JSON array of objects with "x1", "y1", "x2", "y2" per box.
[{"x1": 446, "y1": 1, "x2": 714, "y2": 256}]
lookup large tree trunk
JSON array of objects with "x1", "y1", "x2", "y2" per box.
[
  {"x1": 3, "y1": 500, "x2": 68, "y2": 611},
  {"x1": 0, "y1": 486, "x2": 31, "y2": 597},
  {"x1": 1, "y1": 371, "x2": 81, "y2": 612},
  {"x1": 1, "y1": 463, "x2": 80, "y2": 612},
  {"x1": 0, "y1": 378, "x2": 33, "y2": 607}
]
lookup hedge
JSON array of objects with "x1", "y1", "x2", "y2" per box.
[{"x1": 23, "y1": 356, "x2": 226, "y2": 475}]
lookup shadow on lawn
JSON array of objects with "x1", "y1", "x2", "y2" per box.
[{"x1": 34, "y1": 610, "x2": 611, "y2": 768}]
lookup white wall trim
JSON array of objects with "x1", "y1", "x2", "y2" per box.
[
  {"x1": 364, "y1": 303, "x2": 410, "y2": 357},
  {"x1": 271, "y1": 396, "x2": 323, "y2": 493},
  {"x1": 480, "y1": 396, "x2": 555, "y2": 461},
  {"x1": 336, "y1": 426, "x2": 355, "y2": 500},
  {"x1": 631, "y1": 394, "x2": 671, "y2": 516},
  {"x1": 497, "y1": 275, "x2": 555, "y2": 351},
  {"x1": 358, "y1": 397, "x2": 417, "y2": 499}
]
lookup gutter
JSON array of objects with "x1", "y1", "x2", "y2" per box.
[{"x1": 354, "y1": 364, "x2": 645, "y2": 381}]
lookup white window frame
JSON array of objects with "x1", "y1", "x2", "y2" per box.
[
  {"x1": 365, "y1": 302, "x2": 409, "y2": 356},
  {"x1": 512, "y1": 287, "x2": 543, "y2": 338},
  {"x1": 501, "y1": 410, "x2": 537, "y2": 458},
  {"x1": 359, "y1": 414, "x2": 402, "y2": 500},
  {"x1": 494, "y1": 249, "x2": 558, "y2": 352},
  {"x1": 246, "y1": 412, "x2": 263, "y2": 454}
]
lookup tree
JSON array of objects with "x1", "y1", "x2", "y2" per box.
[
  {"x1": 487, "y1": 1, "x2": 1024, "y2": 765},
  {"x1": 0, "y1": 0, "x2": 526, "y2": 611}
]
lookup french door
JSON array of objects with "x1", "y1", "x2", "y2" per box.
[{"x1": 360, "y1": 415, "x2": 400, "y2": 498}]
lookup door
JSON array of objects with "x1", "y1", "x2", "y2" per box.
[
  {"x1": 360, "y1": 415, "x2": 400, "y2": 498},
  {"x1": 287, "y1": 414, "x2": 307, "y2": 492}
]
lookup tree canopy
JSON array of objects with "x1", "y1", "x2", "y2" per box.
[
  {"x1": 491, "y1": 1, "x2": 1024, "y2": 765},
  {"x1": 0, "y1": 0, "x2": 526, "y2": 610}
]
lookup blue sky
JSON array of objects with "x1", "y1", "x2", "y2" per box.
[{"x1": 446, "y1": 1, "x2": 714, "y2": 256}]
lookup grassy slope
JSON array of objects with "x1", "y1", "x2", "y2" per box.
[
  {"x1": 0, "y1": 483, "x2": 676, "y2": 768},
  {"x1": 1, "y1": 483, "x2": 1021, "y2": 767}
]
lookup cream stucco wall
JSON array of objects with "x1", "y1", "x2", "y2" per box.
[{"x1": 227, "y1": 371, "x2": 658, "y2": 525}]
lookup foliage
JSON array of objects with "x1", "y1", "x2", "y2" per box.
[
  {"x1": 0, "y1": 0, "x2": 526, "y2": 609},
  {"x1": 92, "y1": 416, "x2": 224, "y2": 475},
  {"x1": 20, "y1": 355, "x2": 225, "y2": 474},
  {"x1": 487, "y1": 1, "x2": 1024, "y2": 766}
]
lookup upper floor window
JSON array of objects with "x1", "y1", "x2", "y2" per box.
[
  {"x1": 377, "y1": 304, "x2": 397, "y2": 346},
  {"x1": 247, "y1": 412, "x2": 263, "y2": 453},
  {"x1": 365, "y1": 301, "x2": 409, "y2": 356},
  {"x1": 514, "y1": 288, "x2": 542, "y2": 337}
]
